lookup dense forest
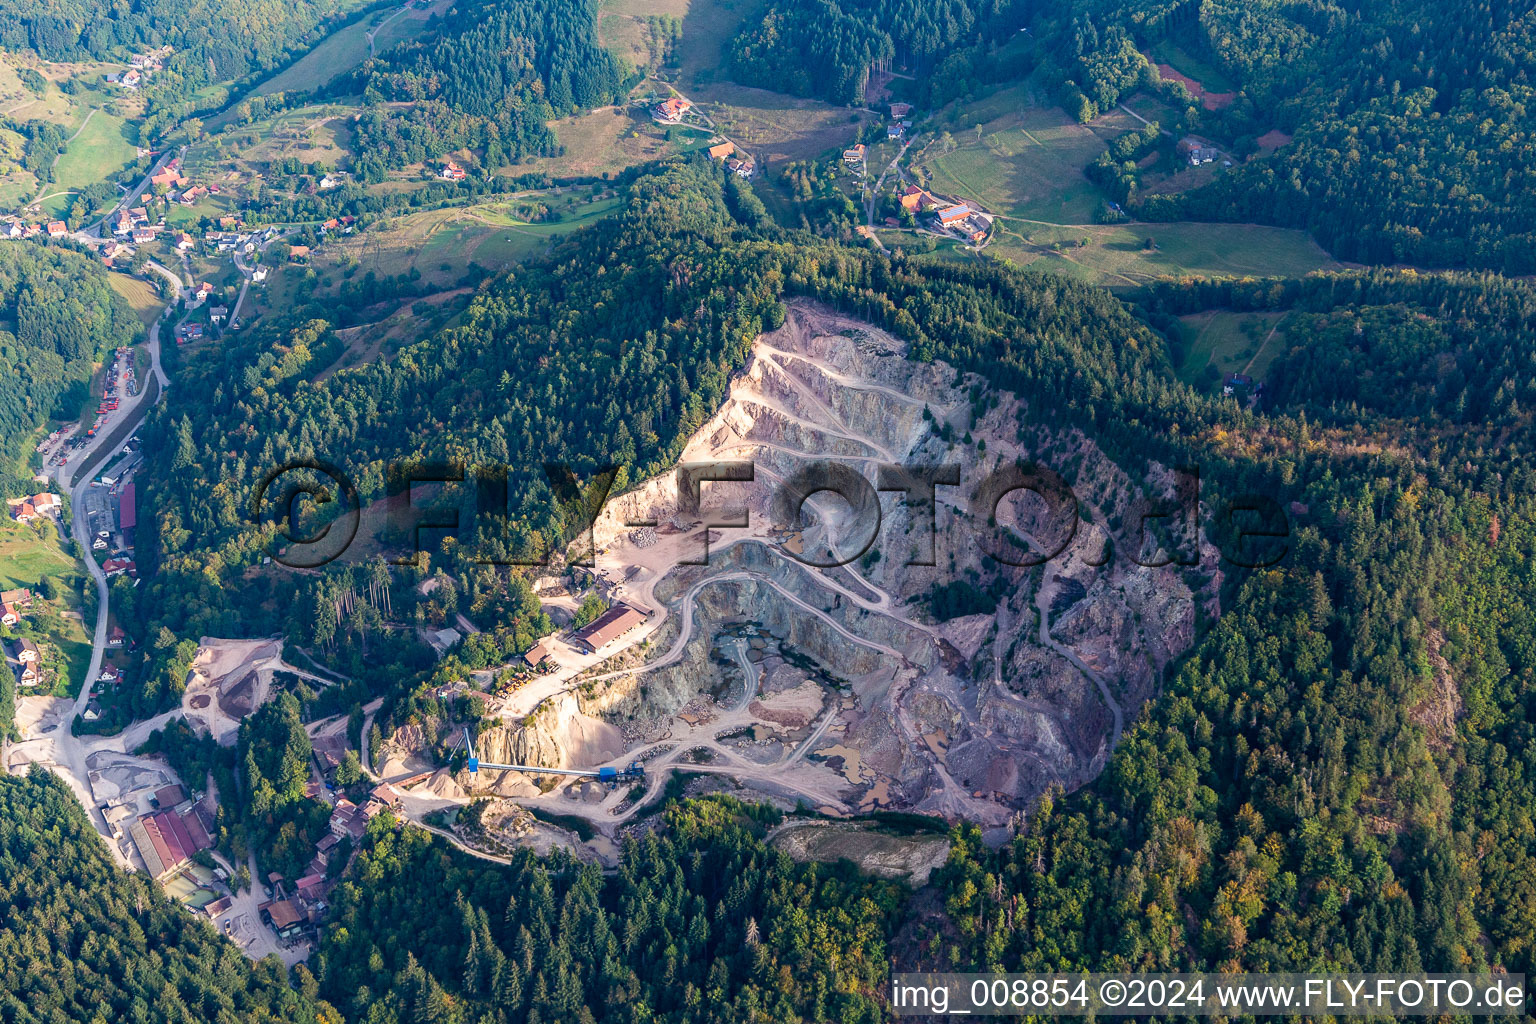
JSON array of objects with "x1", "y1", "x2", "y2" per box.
[
  {"x1": 1024, "y1": 0, "x2": 1536, "y2": 271},
  {"x1": 318, "y1": 797, "x2": 900, "y2": 1024},
  {"x1": 0, "y1": 769, "x2": 337, "y2": 1023},
  {"x1": 335, "y1": 0, "x2": 623, "y2": 168},
  {"x1": 91, "y1": 158, "x2": 1536, "y2": 1011},
  {"x1": 729, "y1": 0, "x2": 1023, "y2": 103},
  {"x1": 0, "y1": 243, "x2": 142, "y2": 489}
]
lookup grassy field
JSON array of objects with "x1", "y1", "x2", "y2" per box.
[
  {"x1": 320, "y1": 190, "x2": 622, "y2": 288},
  {"x1": 695, "y1": 83, "x2": 873, "y2": 170},
  {"x1": 598, "y1": 0, "x2": 689, "y2": 72},
  {"x1": 52, "y1": 110, "x2": 138, "y2": 192},
  {"x1": 0, "y1": 516, "x2": 93, "y2": 699},
  {"x1": 108, "y1": 272, "x2": 166, "y2": 327},
  {"x1": 510, "y1": 106, "x2": 693, "y2": 178},
  {"x1": 1149, "y1": 38, "x2": 1237, "y2": 94},
  {"x1": 246, "y1": 0, "x2": 444, "y2": 101},
  {"x1": 911, "y1": 87, "x2": 1139, "y2": 224},
  {"x1": 185, "y1": 104, "x2": 357, "y2": 193},
  {"x1": 1173, "y1": 309, "x2": 1291, "y2": 387},
  {"x1": 676, "y1": 0, "x2": 765, "y2": 87},
  {"x1": 984, "y1": 220, "x2": 1339, "y2": 289}
]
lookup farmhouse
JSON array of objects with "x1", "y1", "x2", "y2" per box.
[
  {"x1": 1178, "y1": 137, "x2": 1219, "y2": 166},
  {"x1": 9, "y1": 493, "x2": 57, "y2": 522},
  {"x1": 652, "y1": 97, "x2": 691, "y2": 123},
  {"x1": 8, "y1": 635, "x2": 40, "y2": 687},
  {"x1": 889, "y1": 102, "x2": 913, "y2": 118},
  {"x1": 439, "y1": 160, "x2": 466, "y2": 181},
  {"x1": 150, "y1": 169, "x2": 187, "y2": 189},
  {"x1": 937, "y1": 204, "x2": 972, "y2": 227},
  {"x1": 572, "y1": 604, "x2": 646, "y2": 654},
  {"x1": 707, "y1": 141, "x2": 735, "y2": 160},
  {"x1": 12, "y1": 637, "x2": 39, "y2": 664}
]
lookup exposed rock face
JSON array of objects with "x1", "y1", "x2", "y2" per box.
[{"x1": 496, "y1": 300, "x2": 1207, "y2": 826}]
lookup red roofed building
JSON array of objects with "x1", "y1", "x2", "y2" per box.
[
  {"x1": 119, "y1": 481, "x2": 136, "y2": 539},
  {"x1": 937, "y1": 205, "x2": 972, "y2": 226},
  {"x1": 46, "y1": 221, "x2": 66, "y2": 238}
]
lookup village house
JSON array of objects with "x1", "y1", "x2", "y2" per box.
[
  {"x1": 252, "y1": 266, "x2": 268, "y2": 282},
  {"x1": 651, "y1": 96, "x2": 691, "y2": 123},
  {"x1": 1178, "y1": 137, "x2": 1219, "y2": 166},
  {"x1": 150, "y1": 168, "x2": 187, "y2": 189},
  {"x1": 842, "y1": 144, "x2": 867, "y2": 164},
  {"x1": 175, "y1": 232, "x2": 194, "y2": 251},
  {"x1": 132, "y1": 226, "x2": 156, "y2": 244},
  {"x1": 46, "y1": 221, "x2": 66, "y2": 238},
  {"x1": 937, "y1": 204, "x2": 972, "y2": 228},
  {"x1": 8, "y1": 636, "x2": 42, "y2": 688},
  {"x1": 707, "y1": 141, "x2": 735, "y2": 161},
  {"x1": 288, "y1": 245, "x2": 311, "y2": 263},
  {"x1": 725, "y1": 156, "x2": 753, "y2": 178},
  {"x1": 889, "y1": 101, "x2": 913, "y2": 118},
  {"x1": 8, "y1": 493, "x2": 58, "y2": 522},
  {"x1": 439, "y1": 160, "x2": 466, "y2": 181},
  {"x1": 209, "y1": 305, "x2": 229, "y2": 324},
  {"x1": 4, "y1": 221, "x2": 21, "y2": 238},
  {"x1": 1, "y1": 589, "x2": 32, "y2": 627}
]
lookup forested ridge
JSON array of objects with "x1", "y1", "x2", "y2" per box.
[
  {"x1": 0, "y1": 0, "x2": 374, "y2": 138},
  {"x1": 0, "y1": 770, "x2": 337, "y2": 1023},
  {"x1": 38, "y1": 159, "x2": 1536, "y2": 1015},
  {"x1": 319, "y1": 798, "x2": 899, "y2": 1023},
  {"x1": 0, "y1": 243, "x2": 141, "y2": 488},
  {"x1": 729, "y1": 0, "x2": 1023, "y2": 103},
  {"x1": 334, "y1": 0, "x2": 623, "y2": 169},
  {"x1": 1025, "y1": 0, "x2": 1536, "y2": 271}
]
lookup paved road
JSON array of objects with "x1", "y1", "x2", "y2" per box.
[
  {"x1": 13, "y1": 267, "x2": 183, "y2": 844},
  {"x1": 78, "y1": 146, "x2": 186, "y2": 240}
]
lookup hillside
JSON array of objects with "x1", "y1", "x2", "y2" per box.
[
  {"x1": 0, "y1": 770, "x2": 335, "y2": 1022},
  {"x1": 0, "y1": 243, "x2": 142, "y2": 487},
  {"x1": 121, "y1": 161, "x2": 1536, "y2": 991}
]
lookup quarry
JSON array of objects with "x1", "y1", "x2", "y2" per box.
[{"x1": 375, "y1": 298, "x2": 1209, "y2": 855}]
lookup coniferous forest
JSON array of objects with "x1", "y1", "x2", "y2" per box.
[
  {"x1": 2, "y1": 0, "x2": 1536, "y2": 1010},
  {"x1": 105, "y1": 163, "x2": 1536, "y2": 1012}
]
